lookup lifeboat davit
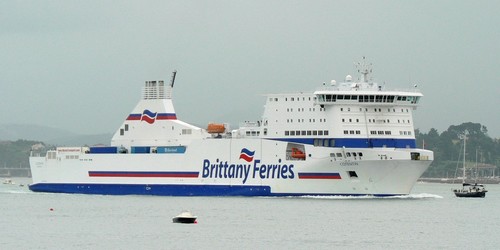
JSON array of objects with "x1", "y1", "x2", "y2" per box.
[{"x1": 207, "y1": 123, "x2": 225, "y2": 134}]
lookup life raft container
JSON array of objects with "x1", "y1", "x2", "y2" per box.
[{"x1": 207, "y1": 123, "x2": 225, "y2": 134}]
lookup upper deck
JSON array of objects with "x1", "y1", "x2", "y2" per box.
[{"x1": 259, "y1": 60, "x2": 424, "y2": 148}]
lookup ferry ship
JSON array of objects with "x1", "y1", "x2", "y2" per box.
[{"x1": 29, "y1": 61, "x2": 433, "y2": 196}]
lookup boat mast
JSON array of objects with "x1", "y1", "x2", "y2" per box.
[{"x1": 462, "y1": 132, "x2": 467, "y2": 184}]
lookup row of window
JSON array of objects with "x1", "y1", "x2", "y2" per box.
[
  {"x1": 340, "y1": 107, "x2": 410, "y2": 113},
  {"x1": 367, "y1": 130, "x2": 412, "y2": 136},
  {"x1": 314, "y1": 139, "x2": 334, "y2": 147},
  {"x1": 344, "y1": 130, "x2": 362, "y2": 135},
  {"x1": 285, "y1": 130, "x2": 329, "y2": 136},
  {"x1": 342, "y1": 118, "x2": 412, "y2": 124},
  {"x1": 287, "y1": 119, "x2": 327, "y2": 123},
  {"x1": 369, "y1": 131, "x2": 392, "y2": 135},
  {"x1": 343, "y1": 130, "x2": 414, "y2": 136},
  {"x1": 329, "y1": 152, "x2": 364, "y2": 158},
  {"x1": 317, "y1": 94, "x2": 420, "y2": 104},
  {"x1": 269, "y1": 95, "x2": 419, "y2": 104},
  {"x1": 65, "y1": 155, "x2": 79, "y2": 160},
  {"x1": 245, "y1": 131, "x2": 261, "y2": 136},
  {"x1": 269, "y1": 96, "x2": 315, "y2": 102},
  {"x1": 286, "y1": 130, "x2": 413, "y2": 136},
  {"x1": 286, "y1": 107, "x2": 327, "y2": 112}
]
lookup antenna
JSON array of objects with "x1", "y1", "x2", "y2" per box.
[
  {"x1": 355, "y1": 56, "x2": 373, "y2": 82},
  {"x1": 170, "y1": 70, "x2": 177, "y2": 88}
]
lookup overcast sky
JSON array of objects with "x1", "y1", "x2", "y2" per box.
[{"x1": 1, "y1": 1, "x2": 499, "y2": 138}]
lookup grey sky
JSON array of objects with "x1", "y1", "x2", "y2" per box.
[{"x1": 1, "y1": 1, "x2": 499, "y2": 138}]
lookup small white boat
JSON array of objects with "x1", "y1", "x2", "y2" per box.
[{"x1": 172, "y1": 211, "x2": 197, "y2": 224}]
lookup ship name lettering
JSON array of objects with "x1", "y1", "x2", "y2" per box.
[{"x1": 340, "y1": 161, "x2": 359, "y2": 166}]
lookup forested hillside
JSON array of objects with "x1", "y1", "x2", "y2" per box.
[
  {"x1": 0, "y1": 140, "x2": 43, "y2": 176},
  {"x1": 416, "y1": 122, "x2": 499, "y2": 178}
]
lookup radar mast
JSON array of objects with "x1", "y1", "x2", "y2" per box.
[{"x1": 355, "y1": 57, "x2": 373, "y2": 83}]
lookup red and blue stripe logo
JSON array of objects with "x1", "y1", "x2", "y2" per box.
[
  {"x1": 89, "y1": 171, "x2": 199, "y2": 178},
  {"x1": 140, "y1": 109, "x2": 157, "y2": 124},
  {"x1": 126, "y1": 109, "x2": 177, "y2": 124},
  {"x1": 239, "y1": 148, "x2": 255, "y2": 162},
  {"x1": 298, "y1": 172, "x2": 341, "y2": 179}
]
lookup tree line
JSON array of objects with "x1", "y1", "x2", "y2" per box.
[{"x1": 416, "y1": 122, "x2": 500, "y2": 178}]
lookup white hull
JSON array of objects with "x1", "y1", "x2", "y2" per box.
[{"x1": 30, "y1": 139, "x2": 432, "y2": 196}]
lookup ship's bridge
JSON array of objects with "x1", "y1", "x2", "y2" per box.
[
  {"x1": 314, "y1": 62, "x2": 424, "y2": 107},
  {"x1": 314, "y1": 89, "x2": 423, "y2": 107}
]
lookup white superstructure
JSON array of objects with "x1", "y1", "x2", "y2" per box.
[{"x1": 29, "y1": 62, "x2": 433, "y2": 196}]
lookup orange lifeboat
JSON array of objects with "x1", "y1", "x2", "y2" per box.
[
  {"x1": 207, "y1": 123, "x2": 225, "y2": 134},
  {"x1": 291, "y1": 148, "x2": 306, "y2": 159}
]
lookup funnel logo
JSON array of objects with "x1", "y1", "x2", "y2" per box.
[
  {"x1": 141, "y1": 109, "x2": 157, "y2": 124},
  {"x1": 126, "y1": 110, "x2": 177, "y2": 122},
  {"x1": 239, "y1": 148, "x2": 255, "y2": 162}
]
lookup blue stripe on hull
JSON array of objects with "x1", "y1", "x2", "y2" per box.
[
  {"x1": 29, "y1": 183, "x2": 272, "y2": 196},
  {"x1": 28, "y1": 183, "x2": 403, "y2": 197}
]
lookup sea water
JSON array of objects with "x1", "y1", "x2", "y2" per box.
[{"x1": 1, "y1": 178, "x2": 499, "y2": 250}]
